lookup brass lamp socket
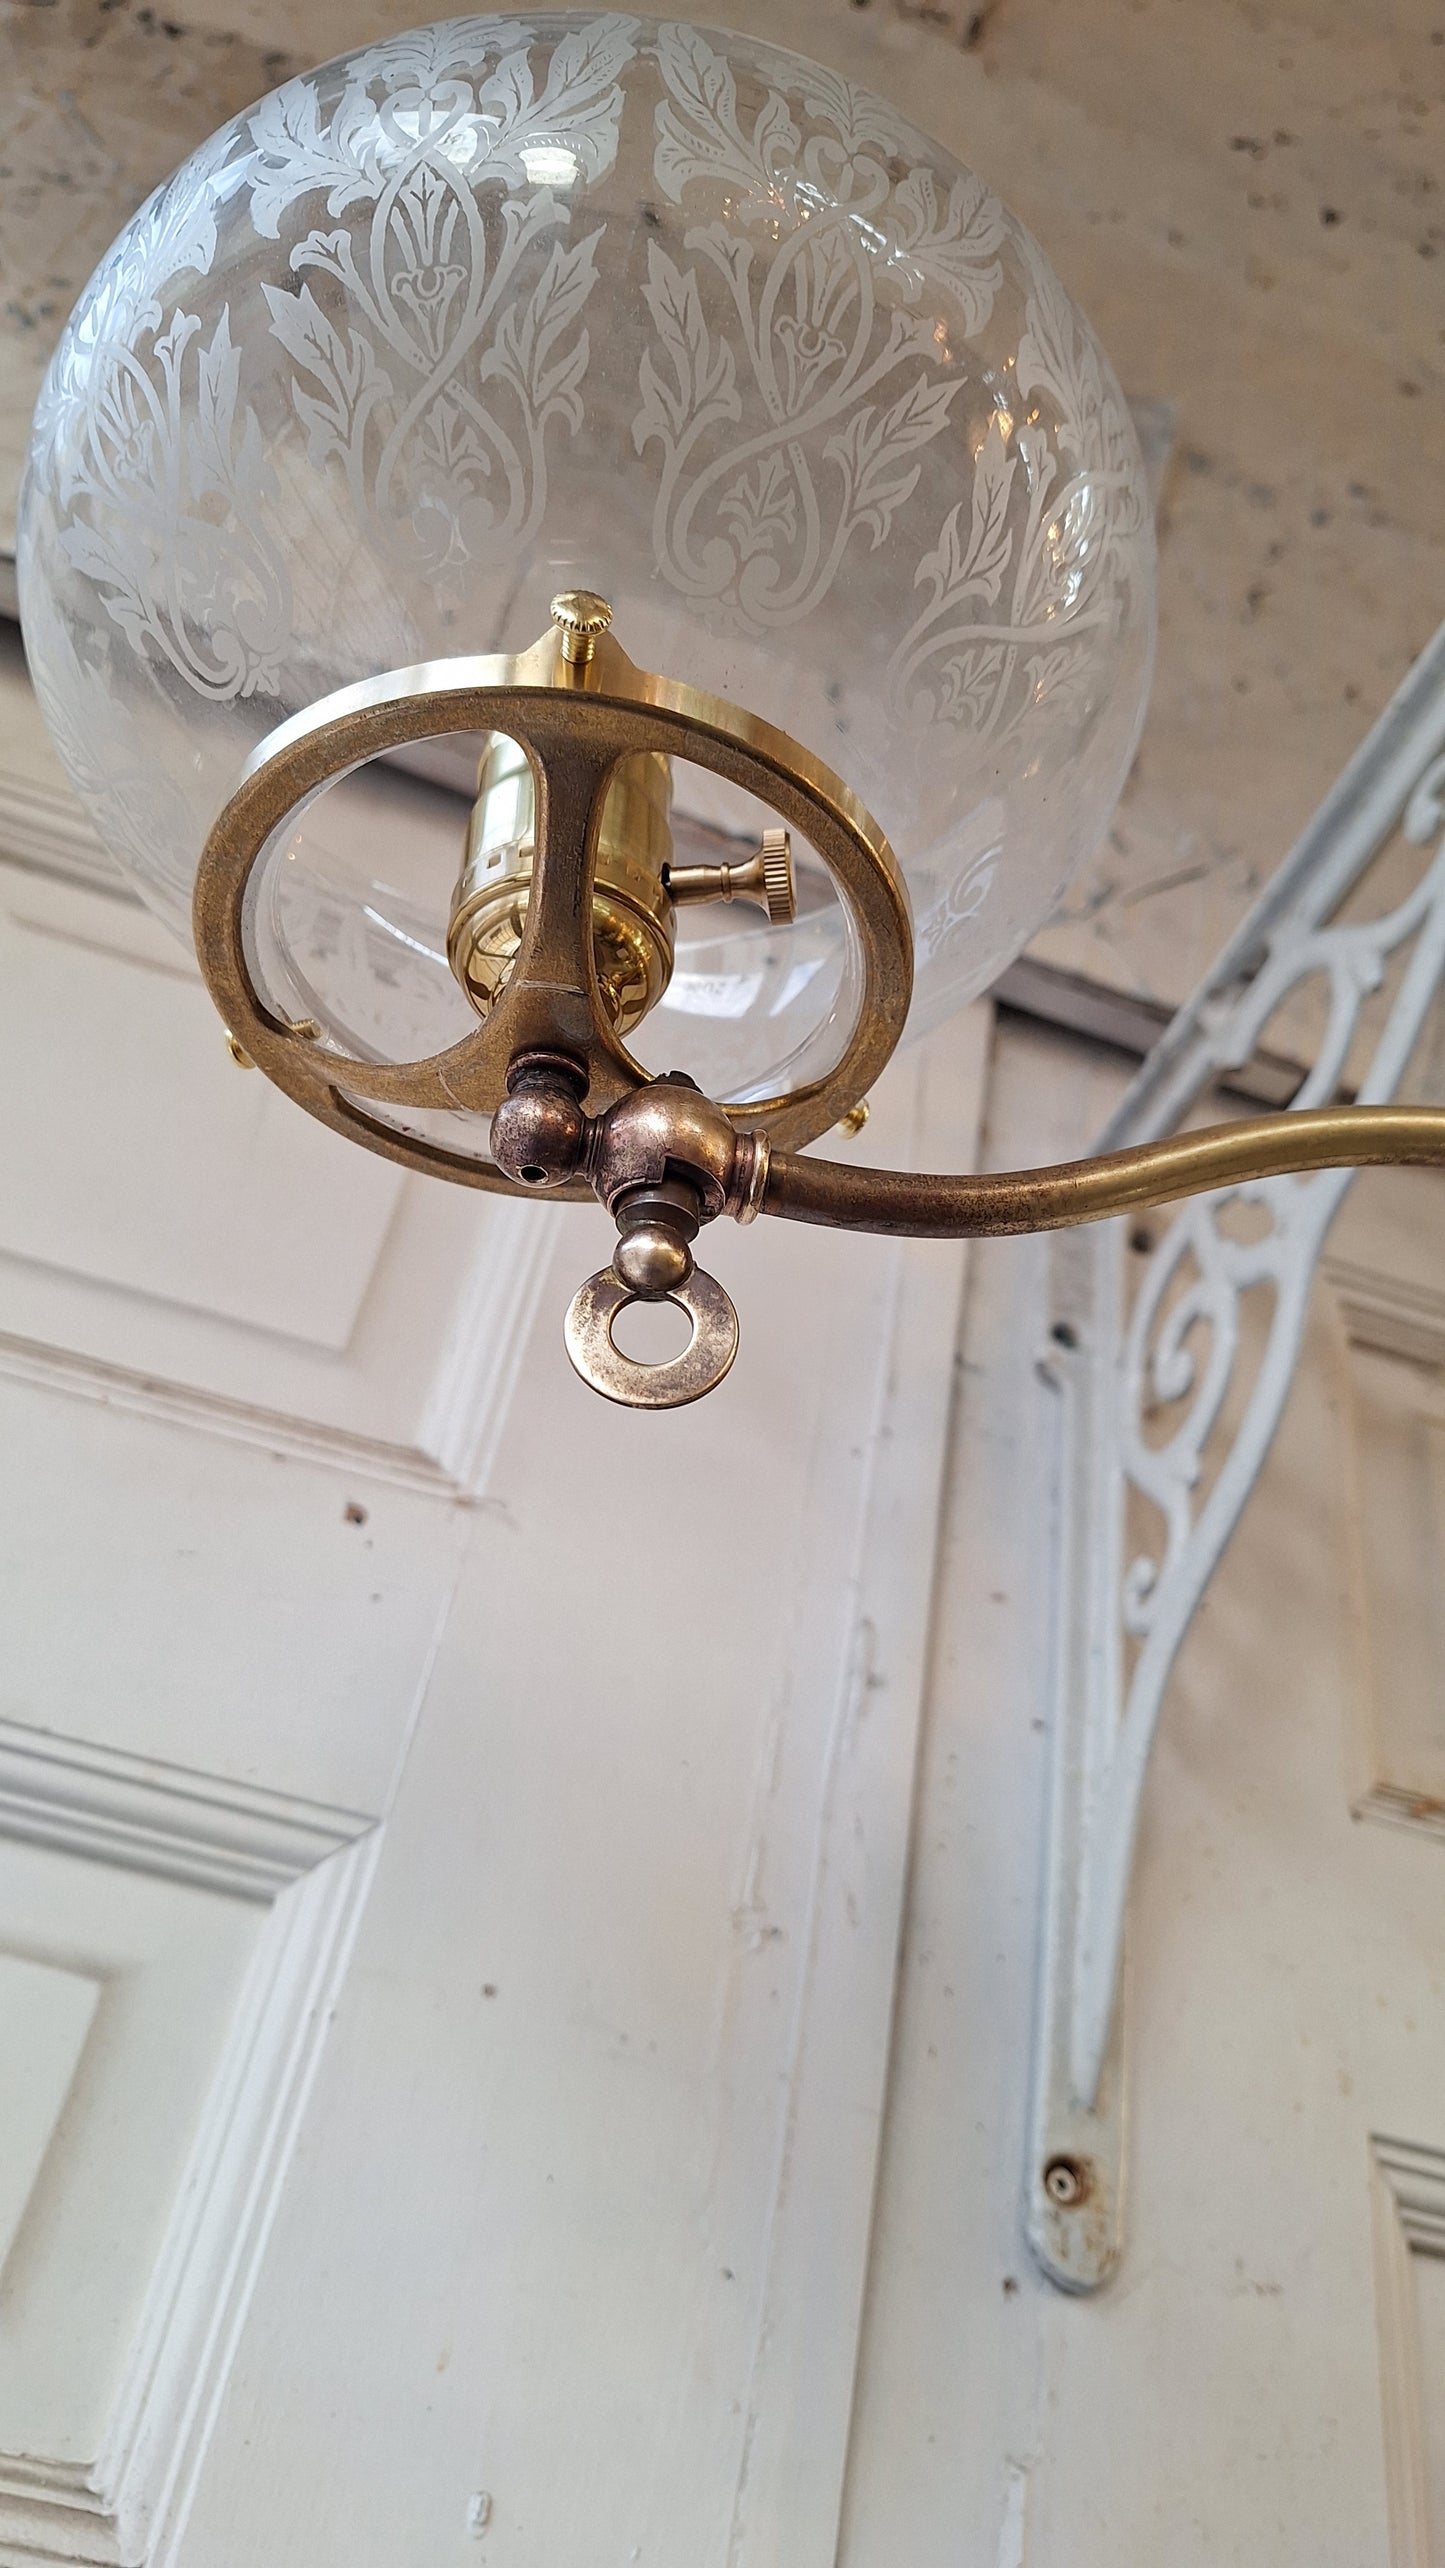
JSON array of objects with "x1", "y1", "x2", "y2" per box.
[{"x1": 447, "y1": 733, "x2": 676, "y2": 1035}]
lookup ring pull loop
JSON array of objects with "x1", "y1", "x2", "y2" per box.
[{"x1": 564, "y1": 1266, "x2": 739, "y2": 1410}]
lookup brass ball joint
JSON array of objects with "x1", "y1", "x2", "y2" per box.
[
  {"x1": 197, "y1": 590, "x2": 1445, "y2": 1412},
  {"x1": 494, "y1": 1052, "x2": 766, "y2": 1408}
]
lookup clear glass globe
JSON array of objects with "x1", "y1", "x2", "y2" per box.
[{"x1": 19, "y1": 11, "x2": 1154, "y2": 1131}]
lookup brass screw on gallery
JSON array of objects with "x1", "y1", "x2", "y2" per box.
[{"x1": 550, "y1": 590, "x2": 613, "y2": 669}]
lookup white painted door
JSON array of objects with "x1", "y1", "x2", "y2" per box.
[
  {"x1": 0, "y1": 649, "x2": 990, "y2": 2568},
  {"x1": 844, "y1": 1014, "x2": 1445, "y2": 2568},
  {"x1": 9, "y1": 625, "x2": 1445, "y2": 2567}
]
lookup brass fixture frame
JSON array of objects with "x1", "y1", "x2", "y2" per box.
[
  {"x1": 194, "y1": 594, "x2": 1445, "y2": 1408},
  {"x1": 193, "y1": 605, "x2": 912, "y2": 1194}
]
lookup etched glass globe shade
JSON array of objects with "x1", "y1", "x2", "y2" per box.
[{"x1": 19, "y1": 12, "x2": 1154, "y2": 1140}]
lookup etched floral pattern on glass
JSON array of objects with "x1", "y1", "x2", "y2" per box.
[{"x1": 21, "y1": 15, "x2": 1155, "y2": 1117}]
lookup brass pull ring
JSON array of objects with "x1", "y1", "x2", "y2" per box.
[
  {"x1": 193, "y1": 617, "x2": 912, "y2": 1198},
  {"x1": 563, "y1": 1265, "x2": 739, "y2": 1409}
]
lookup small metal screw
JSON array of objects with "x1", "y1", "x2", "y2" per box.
[
  {"x1": 1042, "y1": 2153, "x2": 1090, "y2": 2207},
  {"x1": 838, "y1": 1099, "x2": 870, "y2": 1137},
  {"x1": 550, "y1": 589, "x2": 612, "y2": 667}
]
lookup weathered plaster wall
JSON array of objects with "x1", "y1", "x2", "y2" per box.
[{"x1": 1, "y1": 0, "x2": 1440, "y2": 1017}]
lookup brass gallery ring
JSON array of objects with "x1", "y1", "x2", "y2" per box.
[
  {"x1": 191, "y1": 626, "x2": 915, "y2": 1197},
  {"x1": 563, "y1": 1265, "x2": 740, "y2": 1410}
]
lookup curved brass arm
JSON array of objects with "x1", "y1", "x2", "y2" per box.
[{"x1": 761, "y1": 1104, "x2": 1445, "y2": 1238}]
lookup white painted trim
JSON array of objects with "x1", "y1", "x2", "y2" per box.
[
  {"x1": 1354, "y1": 1786, "x2": 1445, "y2": 1846},
  {"x1": 415, "y1": 1197, "x2": 557, "y2": 1496},
  {"x1": 725, "y1": 1008, "x2": 987, "y2": 2568},
  {"x1": 0, "y1": 1321, "x2": 496, "y2": 1503},
  {"x1": 1371, "y1": 2134, "x2": 1445, "y2": 2568},
  {"x1": 0, "y1": 1722, "x2": 380, "y2": 2568},
  {"x1": 0, "y1": 803, "x2": 545, "y2": 1507},
  {"x1": 1327, "y1": 1263, "x2": 1445, "y2": 1846},
  {"x1": 0, "y1": 1718, "x2": 372, "y2": 1903},
  {"x1": 1325, "y1": 1254, "x2": 1445, "y2": 1375},
  {"x1": 115, "y1": 1837, "x2": 382, "y2": 2568},
  {"x1": 1375, "y1": 2137, "x2": 1445, "y2": 2259}
]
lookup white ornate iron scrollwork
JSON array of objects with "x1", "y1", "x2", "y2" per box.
[{"x1": 1028, "y1": 621, "x2": 1445, "y2": 2291}]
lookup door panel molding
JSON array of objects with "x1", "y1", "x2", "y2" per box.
[
  {"x1": 1372, "y1": 2134, "x2": 1445, "y2": 2568},
  {"x1": 0, "y1": 858, "x2": 553, "y2": 1502},
  {"x1": 0, "y1": 1726, "x2": 378, "y2": 2568},
  {"x1": 0, "y1": 1719, "x2": 373, "y2": 1902}
]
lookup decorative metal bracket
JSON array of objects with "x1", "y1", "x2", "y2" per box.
[{"x1": 1027, "y1": 623, "x2": 1445, "y2": 2290}]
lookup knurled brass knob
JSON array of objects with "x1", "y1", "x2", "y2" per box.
[
  {"x1": 665, "y1": 826, "x2": 796, "y2": 925},
  {"x1": 757, "y1": 826, "x2": 794, "y2": 926},
  {"x1": 550, "y1": 590, "x2": 613, "y2": 667}
]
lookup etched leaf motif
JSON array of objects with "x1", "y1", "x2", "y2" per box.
[
  {"x1": 1015, "y1": 246, "x2": 1087, "y2": 434},
  {"x1": 795, "y1": 60, "x2": 901, "y2": 156},
  {"x1": 938, "y1": 643, "x2": 1008, "y2": 730},
  {"x1": 262, "y1": 283, "x2": 391, "y2": 468},
  {"x1": 718, "y1": 454, "x2": 798, "y2": 560},
  {"x1": 471, "y1": 14, "x2": 637, "y2": 190},
  {"x1": 891, "y1": 167, "x2": 1006, "y2": 335},
  {"x1": 915, "y1": 416, "x2": 1015, "y2": 609},
  {"x1": 888, "y1": 223, "x2": 1145, "y2": 739},
  {"x1": 34, "y1": 120, "x2": 251, "y2": 483},
  {"x1": 827, "y1": 373, "x2": 962, "y2": 549},
  {"x1": 1025, "y1": 641, "x2": 1096, "y2": 730},
  {"x1": 243, "y1": 22, "x2": 634, "y2": 586},
  {"x1": 55, "y1": 305, "x2": 291, "y2": 700},
  {"x1": 635, "y1": 240, "x2": 739, "y2": 448},
  {"x1": 248, "y1": 75, "x2": 385, "y2": 240},
  {"x1": 58, "y1": 520, "x2": 154, "y2": 657},
  {"x1": 921, "y1": 842, "x2": 999, "y2": 954},
  {"x1": 1015, "y1": 231, "x2": 1135, "y2": 493},
  {"x1": 131, "y1": 129, "x2": 253, "y2": 295},
  {"x1": 654, "y1": 20, "x2": 799, "y2": 201},
  {"x1": 488, "y1": 230, "x2": 604, "y2": 433},
  {"x1": 23, "y1": 586, "x2": 210, "y2": 909},
  {"x1": 644, "y1": 30, "x2": 988, "y2": 629}
]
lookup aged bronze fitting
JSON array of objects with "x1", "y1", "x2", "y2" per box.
[{"x1": 194, "y1": 590, "x2": 1445, "y2": 1413}]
